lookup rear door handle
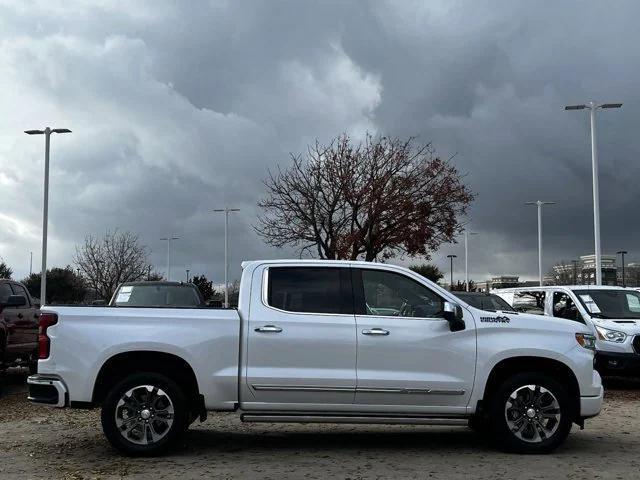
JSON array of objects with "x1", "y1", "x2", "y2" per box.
[
  {"x1": 362, "y1": 328, "x2": 389, "y2": 336},
  {"x1": 255, "y1": 325, "x2": 283, "y2": 333}
]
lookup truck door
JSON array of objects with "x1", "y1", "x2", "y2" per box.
[
  {"x1": 244, "y1": 265, "x2": 357, "y2": 410},
  {"x1": 10, "y1": 283, "x2": 39, "y2": 357},
  {"x1": 0, "y1": 282, "x2": 19, "y2": 360},
  {"x1": 352, "y1": 267, "x2": 476, "y2": 413}
]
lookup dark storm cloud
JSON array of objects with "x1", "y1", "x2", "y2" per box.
[{"x1": 1, "y1": 0, "x2": 639, "y2": 283}]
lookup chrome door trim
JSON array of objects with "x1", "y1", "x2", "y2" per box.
[
  {"x1": 251, "y1": 384, "x2": 465, "y2": 395},
  {"x1": 356, "y1": 387, "x2": 466, "y2": 395},
  {"x1": 252, "y1": 384, "x2": 356, "y2": 393}
]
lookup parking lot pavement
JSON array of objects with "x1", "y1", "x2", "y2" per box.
[{"x1": 1, "y1": 379, "x2": 640, "y2": 480}]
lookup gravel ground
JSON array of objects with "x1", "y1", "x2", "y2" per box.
[{"x1": 1, "y1": 375, "x2": 639, "y2": 480}]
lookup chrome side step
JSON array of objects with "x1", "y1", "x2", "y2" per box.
[{"x1": 240, "y1": 414, "x2": 469, "y2": 426}]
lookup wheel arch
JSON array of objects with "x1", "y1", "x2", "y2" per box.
[
  {"x1": 92, "y1": 350, "x2": 202, "y2": 410},
  {"x1": 479, "y1": 356, "x2": 581, "y2": 418}
]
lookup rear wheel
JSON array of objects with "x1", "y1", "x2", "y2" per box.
[
  {"x1": 101, "y1": 372, "x2": 188, "y2": 456},
  {"x1": 488, "y1": 372, "x2": 573, "y2": 454}
]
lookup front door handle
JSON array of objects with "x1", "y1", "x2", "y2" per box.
[
  {"x1": 17, "y1": 313, "x2": 23, "y2": 319},
  {"x1": 255, "y1": 325, "x2": 283, "y2": 333},
  {"x1": 362, "y1": 328, "x2": 389, "y2": 336}
]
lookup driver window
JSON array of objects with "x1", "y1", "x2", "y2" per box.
[
  {"x1": 361, "y1": 269, "x2": 443, "y2": 318},
  {"x1": 552, "y1": 292, "x2": 582, "y2": 322}
]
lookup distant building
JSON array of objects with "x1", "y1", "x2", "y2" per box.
[
  {"x1": 490, "y1": 275, "x2": 520, "y2": 289},
  {"x1": 580, "y1": 255, "x2": 617, "y2": 286},
  {"x1": 548, "y1": 255, "x2": 618, "y2": 286}
]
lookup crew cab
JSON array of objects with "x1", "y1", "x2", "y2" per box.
[
  {"x1": 494, "y1": 286, "x2": 640, "y2": 377},
  {"x1": 28, "y1": 260, "x2": 602, "y2": 455},
  {"x1": 1, "y1": 279, "x2": 39, "y2": 372}
]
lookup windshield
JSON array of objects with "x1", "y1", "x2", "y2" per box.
[
  {"x1": 574, "y1": 289, "x2": 640, "y2": 319},
  {"x1": 458, "y1": 294, "x2": 515, "y2": 312},
  {"x1": 113, "y1": 284, "x2": 203, "y2": 307}
]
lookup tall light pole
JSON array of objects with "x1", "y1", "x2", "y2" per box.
[
  {"x1": 447, "y1": 254, "x2": 457, "y2": 290},
  {"x1": 212, "y1": 208, "x2": 240, "y2": 308},
  {"x1": 160, "y1": 236, "x2": 179, "y2": 281},
  {"x1": 617, "y1": 250, "x2": 628, "y2": 287},
  {"x1": 565, "y1": 101, "x2": 622, "y2": 285},
  {"x1": 25, "y1": 127, "x2": 71, "y2": 305},
  {"x1": 186, "y1": 269, "x2": 190, "y2": 282},
  {"x1": 525, "y1": 201, "x2": 555, "y2": 286},
  {"x1": 464, "y1": 231, "x2": 478, "y2": 291},
  {"x1": 29, "y1": 251, "x2": 33, "y2": 275}
]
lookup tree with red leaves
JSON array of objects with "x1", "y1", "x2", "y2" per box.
[{"x1": 256, "y1": 134, "x2": 474, "y2": 261}]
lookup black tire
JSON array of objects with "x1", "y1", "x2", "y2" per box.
[
  {"x1": 101, "y1": 372, "x2": 188, "y2": 456},
  {"x1": 488, "y1": 372, "x2": 574, "y2": 454}
]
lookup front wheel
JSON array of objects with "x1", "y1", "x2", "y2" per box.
[
  {"x1": 488, "y1": 372, "x2": 574, "y2": 454},
  {"x1": 101, "y1": 372, "x2": 188, "y2": 456}
]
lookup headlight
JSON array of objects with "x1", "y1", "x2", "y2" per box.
[
  {"x1": 594, "y1": 326, "x2": 627, "y2": 343},
  {"x1": 575, "y1": 333, "x2": 596, "y2": 351}
]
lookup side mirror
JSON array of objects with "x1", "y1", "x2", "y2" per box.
[
  {"x1": 443, "y1": 301, "x2": 465, "y2": 332},
  {"x1": 1, "y1": 295, "x2": 27, "y2": 309}
]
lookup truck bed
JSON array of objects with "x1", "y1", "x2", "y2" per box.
[{"x1": 38, "y1": 306, "x2": 241, "y2": 410}]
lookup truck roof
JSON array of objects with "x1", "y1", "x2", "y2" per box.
[{"x1": 494, "y1": 285, "x2": 630, "y2": 292}]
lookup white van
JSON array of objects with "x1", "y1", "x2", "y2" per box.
[{"x1": 495, "y1": 286, "x2": 640, "y2": 377}]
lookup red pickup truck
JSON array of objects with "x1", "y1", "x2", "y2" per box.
[{"x1": 0, "y1": 279, "x2": 39, "y2": 372}]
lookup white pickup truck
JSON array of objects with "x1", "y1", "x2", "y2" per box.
[
  {"x1": 495, "y1": 285, "x2": 640, "y2": 377},
  {"x1": 28, "y1": 260, "x2": 603, "y2": 455}
]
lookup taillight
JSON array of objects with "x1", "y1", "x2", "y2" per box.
[{"x1": 39, "y1": 312, "x2": 58, "y2": 359}]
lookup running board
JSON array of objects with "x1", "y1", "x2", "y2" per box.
[{"x1": 240, "y1": 414, "x2": 469, "y2": 426}]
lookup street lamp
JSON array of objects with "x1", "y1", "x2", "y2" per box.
[
  {"x1": 617, "y1": 250, "x2": 628, "y2": 287},
  {"x1": 25, "y1": 127, "x2": 72, "y2": 305},
  {"x1": 212, "y1": 208, "x2": 240, "y2": 308},
  {"x1": 464, "y1": 231, "x2": 478, "y2": 292},
  {"x1": 447, "y1": 254, "x2": 457, "y2": 290},
  {"x1": 565, "y1": 101, "x2": 622, "y2": 285},
  {"x1": 160, "y1": 236, "x2": 179, "y2": 281},
  {"x1": 186, "y1": 269, "x2": 190, "y2": 282},
  {"x1": 525, "y1": 201, "x2": 555, "y2": 286}
]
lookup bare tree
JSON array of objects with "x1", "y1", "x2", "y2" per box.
[
  {"x1": 256, "y1": 134, "x2": 474, "y2": 261},
  {"x1": 74, "y1": 230, "x2": 152, "y2": 301}
]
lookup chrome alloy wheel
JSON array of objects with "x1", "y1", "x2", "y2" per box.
[
  {"x1": 115, "y1": 385, "x2": 175, "y2": 445},
  {"x1": 504, "y1": 384, "x2": 561, "y2": 443}
]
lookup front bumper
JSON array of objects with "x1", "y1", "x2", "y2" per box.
[
  {"x1": 580, "y1": 388, "x2": 603, "y2": 418},
  {"x1": 595, "y1": 351, "x2": 640, "y2": 376},
  {"x1": 27, "y1": 375, "x2": 68, "y2": 407}
]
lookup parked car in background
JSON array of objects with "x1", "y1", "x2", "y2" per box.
[
  {"x1": 0, "y1": 279, "x2": 39, "y2": 372},
  {"x1": 453, "y1": 292, "x2": 516, "y2": 312},
  {"x1": 495, "y1": 286, "x2": 640, "y2": 377},
  {"x1": 29, "y1": 260, "x2": 601, "y2": 455},
  {"x1": 109, "y1": 281, "x2": 207, "y2": 308}
]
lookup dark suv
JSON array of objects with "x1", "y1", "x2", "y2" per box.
[{"x1": 0, "y1": 279, "x2": 39, "y2": 372}]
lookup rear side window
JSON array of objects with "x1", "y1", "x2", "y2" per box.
[
  {"x1": 10, "y1": 284, "x2": 30, "y2": 306},
  {"x1": 267, "y1": 267, "x2": 349, "y2": 314},
  {"x1": 512, "y1": 291, "x2": 546, "y2": 315},
  {"x1": 0, "y1": 283, "x2": 12, "y2": 303}
]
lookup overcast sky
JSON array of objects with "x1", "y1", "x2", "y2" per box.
[{"x1": 1, "y1": 0, "x2": 639, "y2": 284}]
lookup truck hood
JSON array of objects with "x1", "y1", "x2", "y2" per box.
[{"x1": 590, "y1": 317, "x2": 640, "y2": 333}]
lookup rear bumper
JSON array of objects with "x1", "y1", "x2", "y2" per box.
[
  {"x1": 27, "y1": 374, "x2": 68, "y2": 407},
  {"x1": 595, "y1": 351, "x2": 640, "y2": 376}
]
